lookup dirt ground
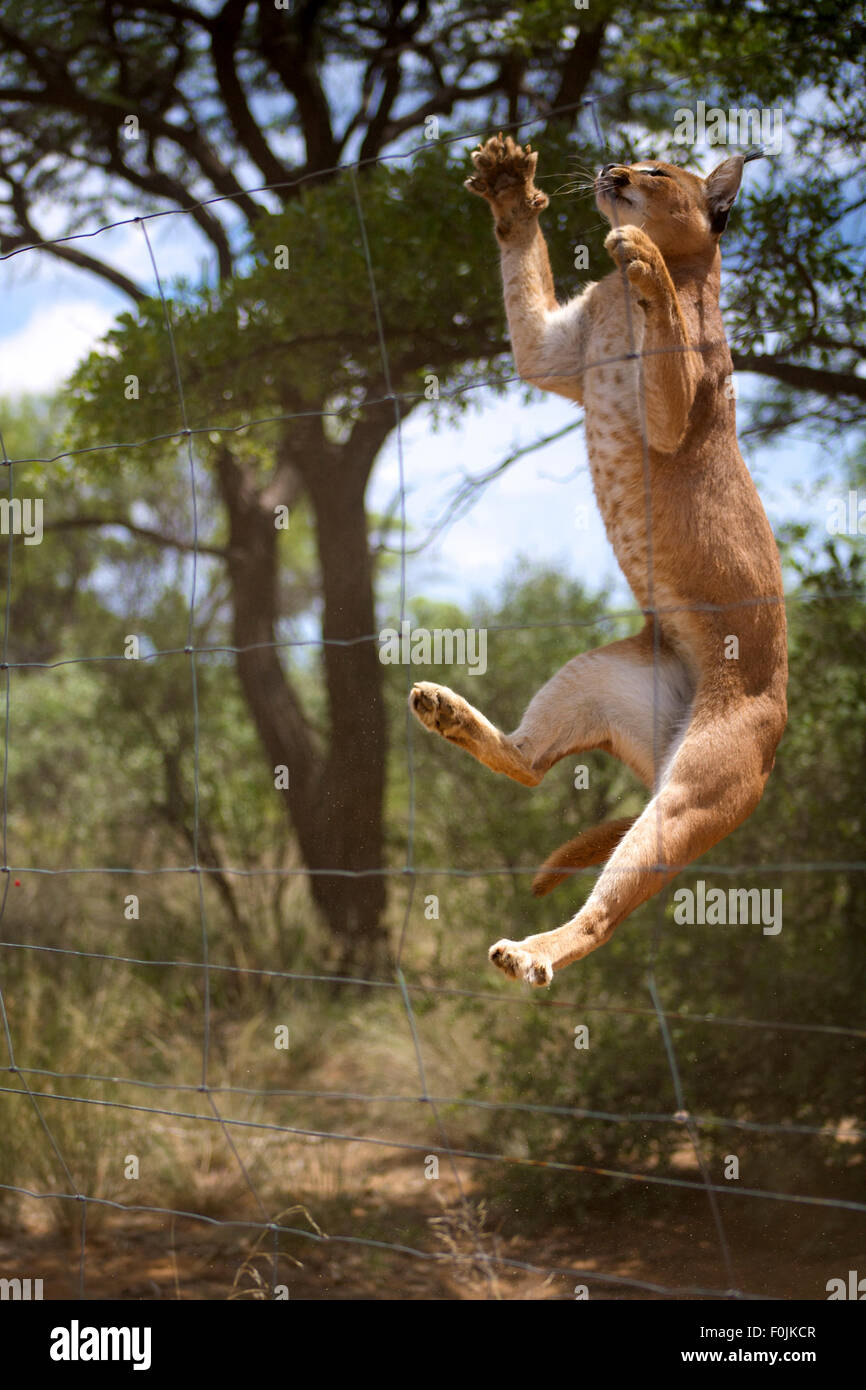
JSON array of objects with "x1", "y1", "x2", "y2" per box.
[{"x1": 2, "y1": 1157, "x2": 858, "y2": 1301}]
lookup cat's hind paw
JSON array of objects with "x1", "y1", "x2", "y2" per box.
[{"x1": 489, "y1": 938, "x2": 553, "y2": 987}]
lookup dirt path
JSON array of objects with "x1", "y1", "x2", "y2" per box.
[{"x1": 1, "y1": 1197, "x2": 856, "y2": 1301}]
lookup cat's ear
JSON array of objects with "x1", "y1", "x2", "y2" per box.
[{"x1": 704, "y1": 151, "x2": 760, "y2": 234}]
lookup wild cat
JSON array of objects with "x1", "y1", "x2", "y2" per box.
[{"x1": 409, "y1": 135, "x2": 787, "y2": 986}]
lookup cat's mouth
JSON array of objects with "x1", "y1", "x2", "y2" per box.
[
  {"x1": 595, "y1": 173, "x2": 635, "y2": 209},
  {"x1": 596, "y1": 183, "x2": 635, "y2": 210}
]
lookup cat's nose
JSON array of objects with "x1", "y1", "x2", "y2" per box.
[{"x1": 599, "y1": 164, "x2": 628, "y2": 183}]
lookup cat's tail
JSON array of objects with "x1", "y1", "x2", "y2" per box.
[{"x1": 531, "y1": 817, "x2": 638, "y2": 897}]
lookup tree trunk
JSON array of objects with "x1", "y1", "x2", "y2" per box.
[
  {"x1": 303, "y1": 440, "x2": 388, "y2": 971},
  {"x1": 217, "y1": 430, "x2": 388, "y2": 970}
]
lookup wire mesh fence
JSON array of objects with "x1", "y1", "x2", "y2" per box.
[{"x1": 0, "y1": 85, "x2": 862, "y2": 1302}]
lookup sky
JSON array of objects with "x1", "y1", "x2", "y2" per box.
[{"x1": 0, "y1": 162, "x2": 842, "y2": 617}]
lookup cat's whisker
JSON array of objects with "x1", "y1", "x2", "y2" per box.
[
  {"x1": 550, "y1": 180, "x2": 597, "y2": 198},
  {"x1": 540, "y1": 180, "x2": 597, "y2": 197},
  {"x1": 567, "y1": 160, "x2": 598, "y2": 179},
  {"x1": 576, "y1": 218, "x2": 612, "y2": 236}
]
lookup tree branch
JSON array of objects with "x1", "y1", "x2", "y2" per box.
[
  {"x1": 732, "y1": 351, "x2": 866, "y2": 403},
  {"x1": 104, "y1": 144, "x2": 236, "y2": 279},
  {"x1": 551, "y1": 24, "x2": 608, "y2": 116},
  {"x1": 0, "y1": 63, "x2": 265, "y2": 224},
  {"x1": 0, "y1": 227, "x2": 145, "y2": 302},
  {"x1": 44, "y1": 514, "x2": 228, "y2": 557},
  {"x1": 256, "y1": 0, "x2": 339, "y2": 173},
  {"x1": 369, "y1": 77, "x2": 502, "y2": 149},
  {"x1": 209, "y1": 0, "x2": 294, "y2": 188}
]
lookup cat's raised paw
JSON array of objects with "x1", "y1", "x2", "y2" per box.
[{"x1": 465, "y1": 134, "x2": 549, "y2": 228}]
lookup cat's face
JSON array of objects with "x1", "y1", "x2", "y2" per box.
[{"x1": 594, "y1": 157, "x2": 747, "y2": 258}]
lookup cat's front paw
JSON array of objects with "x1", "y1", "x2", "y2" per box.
[
  {"x1": 604, "y1": 226, "x2": 666, "y2": 298},
  {"x1": 465, "y1": 134, "x2": 548, "y2": 237}
]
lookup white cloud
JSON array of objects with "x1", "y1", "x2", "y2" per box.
[{"x1": 0, "y1": 299, "x2": 117, "y2": 394}]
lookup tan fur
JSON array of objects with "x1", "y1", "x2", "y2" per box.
[{"x1": 410, "y1": 136, "x2": 787, "y2": 986}]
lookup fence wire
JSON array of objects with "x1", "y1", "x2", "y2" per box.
[{"x1": 0, "y1": 84, "x2": 862, "y2": 1303}]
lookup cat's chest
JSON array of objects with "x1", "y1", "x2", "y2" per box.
[
  {"x1": 583, "y1": 362, "x2": 652, "y2": 599},
  {"x1": 583, "y1": 291, "x2": 646, "y2": 425},
  {"x1": 586, "y1": 434, "x2": 647, "y2": 547},
  {"x1": 583, "y1": 314, "x2": 646, "y2": 513}
]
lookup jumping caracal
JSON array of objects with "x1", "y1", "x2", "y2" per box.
[{"x1": 410, "y1": 135, "x2": 788, "y2": 986}]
